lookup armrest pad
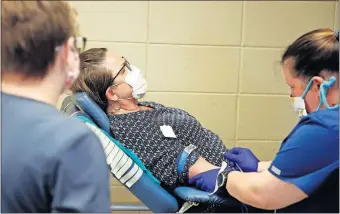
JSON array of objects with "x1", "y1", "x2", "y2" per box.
[
  {"x1": 128, "y1": 174, "x2": 179, "y2": 213},
  {"x1": 174, "y1": 187, "x2": 239, "y2": 206}
]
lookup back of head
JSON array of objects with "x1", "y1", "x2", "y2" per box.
[
  {"x1": 1, "y1": 1, "x2": 77, "y2": 80},
  {"x1": 282, "y1": 28, "x2": 339, "y2": 79},
  {"x1": 71, "y1": 48, "x2": 114, "y2": 110}
]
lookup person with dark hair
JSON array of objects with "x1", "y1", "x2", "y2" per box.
[
  {"x1": 64, "y1": 48, "x2": 233, "y2": 212},
  {"x1": 1, "y1": 1, "x2": 110, "y2": 212},
  {"x1": 190, "y1": 28, "x2": 339, "y2": 212}
]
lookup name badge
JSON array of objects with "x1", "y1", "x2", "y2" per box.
[{"x1": 160, "y1": 125, "x2": 177, "y2": 138}]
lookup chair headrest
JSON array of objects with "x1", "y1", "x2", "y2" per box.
[{"x1": 75, "y1": 92, "x2": 111, "y2": 133}]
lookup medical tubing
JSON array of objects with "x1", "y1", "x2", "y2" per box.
[{"x1": 301, "y1": 78, "x2": 313, "y2": 98}]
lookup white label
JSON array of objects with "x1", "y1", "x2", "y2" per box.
[
  {"x1": 271, "y1": 165, "x2": 281, "y2": 175},
  {"x1": 160, "y1": 125, "x2": 177, "y2": 138}
]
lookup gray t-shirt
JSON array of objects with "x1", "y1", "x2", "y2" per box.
[{"x1": 1, "y1": 92, "x2": 110, "y2": 213}]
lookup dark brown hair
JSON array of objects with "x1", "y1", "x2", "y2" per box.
[
  {"x1": 1, "y1": 1, "x2": 77, "y2": 79},
  {"x1": 282, "y1": 28, "x2": 339, "y2": 78},
  {"x1": 71, "y1": 48, "x2": 114, "y2": 110}
]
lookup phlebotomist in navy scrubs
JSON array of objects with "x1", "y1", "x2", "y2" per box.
[{"x1": 188, "y1": 28, "x2": 339, "y2": 213}]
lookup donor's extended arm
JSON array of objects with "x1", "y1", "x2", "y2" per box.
[{"x1": 189, "y1": 157, "x2": 219, "y2": 178}]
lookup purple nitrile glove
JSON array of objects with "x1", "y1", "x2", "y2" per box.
[
  {"x1": 188, "y1": 168, "x2": 220, "y2": 193},
  {"x1": 224, "y1": 147, "x2": 259, "y2": 172}
]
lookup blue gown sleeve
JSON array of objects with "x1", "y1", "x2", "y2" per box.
[{"x1": 268, "y1": 117, "x2": 339, "y2": 196}]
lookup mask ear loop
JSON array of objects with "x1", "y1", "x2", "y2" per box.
[
  {"x1": 301, "y1": 78, "x2": 313, "y2": 99},
  {"x1": 317, "y1": 76, "x2": 339, "y2": 110},
  {"x1": 111, "y1": 100, "x2": 122, "y2": 111}
]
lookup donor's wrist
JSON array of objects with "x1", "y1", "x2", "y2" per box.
[
  {"x1": 189, "y1": 157, "x2": 218, "y2": 178},
  {"x1": 217, "y1": 167, "x2": 234, "y2": 189}
]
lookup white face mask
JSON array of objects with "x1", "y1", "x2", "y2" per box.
[
  {"x1": 64, "y1": 71, "x2": 77, "y2": 90},
  {"x1": 290, "y1": 96, "x2": 308, "y2": 117},
  {"x1": 112, "y1": 65, "x2": 147, "y2": 100},
  {"x1": 125, "y1": 65, "x2": 147, "y2": 99},
  {"x1": 290, "y1": 79, "x2": 312, "y2": 118},
  {"x1": 290, "y1": 76, "x2": 338, "y2": 118}
]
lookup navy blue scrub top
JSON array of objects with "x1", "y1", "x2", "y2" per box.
[
  {"x1": 1, "y1": 92, "x2": 111, "y2": 213},
  {"x1": 269, "y1": 107, "x2": 339, "y2": 212}
]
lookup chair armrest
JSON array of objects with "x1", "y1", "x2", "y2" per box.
[
  {"x1": 123, "y1": 173, "x2": 179, "y2": 213},
  {"x1": 174, "y1": 187, "x2": 239, "y2": 206}
]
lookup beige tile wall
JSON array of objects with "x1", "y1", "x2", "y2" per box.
[{"x1": 58, "y1": 0, "x2": 338, "y2": 206}]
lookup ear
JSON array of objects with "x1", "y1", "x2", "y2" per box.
[
  {"x1": 310, "y1": 76, "x2": 324, "y2": 92},
  {"x1": 106, "y1": 87, "x2": 118, "y2": 101},
  {"x1": 54, "y1": 38, "x2": 71, "y2": 69}
]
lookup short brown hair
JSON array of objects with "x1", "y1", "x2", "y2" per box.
[
  {"x1": 1, "y1": 1, "x2": 77, "y2": 79},
  {"x1": 71, "y1": 48, "x2": 114, "y2": 110}
]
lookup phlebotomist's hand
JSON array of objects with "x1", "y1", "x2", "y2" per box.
[{"x1": 224, "y1": 147, "x2": 259, "y2": 172}]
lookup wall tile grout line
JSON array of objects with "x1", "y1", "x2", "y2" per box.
[
  {"x1": 234, "y1": 1, "x2": 246, "y2": 144},
  {"x1": 144, "y1": 1, "x2": 151, "y2": 80},
  {"x1": 146, "y1": 91, "x2": 290, "y2": 96},
  {"x1": 86, "y1": 40, "x2": 286, "y2": 50},
  {"x1": 236, "y1": 139, "x2": 283, "y2": 143},
  {"x1": 333, "y1": 2, "x2": 338, "y2": 29}
]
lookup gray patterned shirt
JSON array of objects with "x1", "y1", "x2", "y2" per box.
[{"x1": 108, "y1": 101, "x2": 228, "y2": 191}]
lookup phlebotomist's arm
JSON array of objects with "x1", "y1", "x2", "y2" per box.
[{"x1": 225, "y1": 117, "x2": 339, "y2": 210}]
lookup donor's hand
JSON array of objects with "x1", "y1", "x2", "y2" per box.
[{"x1": 188, "y1": 168, "x2": 220, "y2": 193}]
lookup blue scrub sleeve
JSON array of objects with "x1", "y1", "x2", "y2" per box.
[
  {"x1": 51, "y1": 130, "x2": 111, "y2": 213},
  {"x1": 268, "y1": 118, "x2": 339, "y2": 196}
]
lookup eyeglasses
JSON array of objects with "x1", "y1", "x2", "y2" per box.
[
  {"x1": 74, "y1": 36, "x2": 87, "y2": 53},
  {"x1": 55, "y1": 36, "x2": 87, "y2": 53},
  {"x1": 112, "y1": 57, "x2": 131, "y2": 83}
]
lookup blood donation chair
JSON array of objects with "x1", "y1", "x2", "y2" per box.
[{"x1": 61, "y1": 92, "x2": 239, "y2": 213}]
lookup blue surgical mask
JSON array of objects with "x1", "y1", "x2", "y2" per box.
[{"x1": 290, "y1": 76, "x2": 339, "y2": 117}]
